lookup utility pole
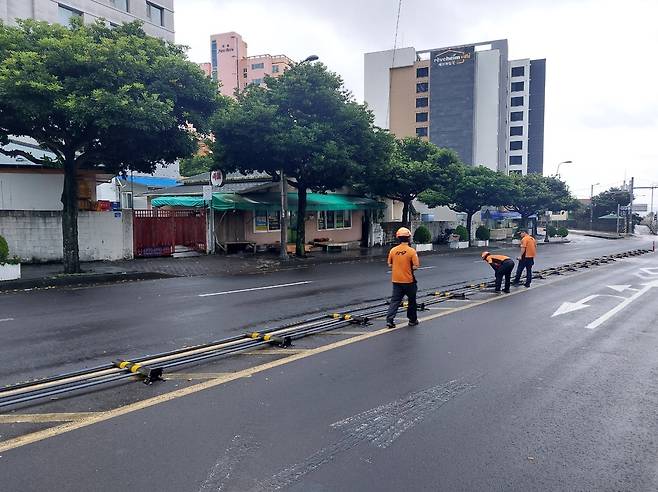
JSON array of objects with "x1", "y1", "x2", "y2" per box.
[
  {"x1": 629, "y1": 176, "x2": 635, "y2": 234},
  {"x1": 590, "y1": 182, "x2": 599, "y2": 231},
  {"x1": 279, "y1": 170, "x2": 288, "y2": 260}
]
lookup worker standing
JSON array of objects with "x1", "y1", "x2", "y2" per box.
[
  {"x1": 513, "y1": 230, "x2": 536, "y2": 287},
  {"x1": 481, "y1": 251, "x2": 515, "y2": 293},
  {"x1": 386, "y1": 227, "x2": 420, "y2": 329}
]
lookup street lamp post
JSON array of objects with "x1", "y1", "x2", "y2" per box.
[
  {"x1": 279, "y1": 54, "x2": 319, "y2": 260},
  {"x1": 556, "y1": 160, "x2": 573, "y2": 179},
  {"x1": 590, "y1": 182, "x2": 600, "y2": 231},
  {"x1": 546, "y1": 160, "x2": 573, "y2": 241}
]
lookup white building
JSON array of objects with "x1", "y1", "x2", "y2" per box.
[{"x1": 0, "y1": 0, "x2": 174, "y2": 42}]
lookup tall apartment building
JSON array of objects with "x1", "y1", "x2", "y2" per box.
[
  {"x1": 0, "y1": 0, "x2": 175, "y2": 42},
  {"x1": 209, "y1": 32, "x2": 294, "y2": 97},
  {"x1": 364, "y1": 40, "x2": 546, "y2": 175}
]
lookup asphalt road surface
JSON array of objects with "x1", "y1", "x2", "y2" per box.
[
  {"x1": 0, "y1": 234, "x2": 653, "y2": 388},
  {"x1": 0, "y1": 239, "x2": 657, "y2": 490}
]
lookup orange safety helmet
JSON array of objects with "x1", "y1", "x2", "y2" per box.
[
  {"x1": 481, "y1": 251, "x2": 490, "y2": 259},
  {"x1": 396, "y1": 227, "x2": 412, "y2": 238}
]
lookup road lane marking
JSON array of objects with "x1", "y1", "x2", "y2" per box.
[
  {"x1": 164, "y1": 373, "x2": 234, "y2": 381},
  {"x1": 198, "y1": 281, "x2": 312, "y2": 297},
  {"x1": 552, "y1": 294, "x2": 625, "y2": 317},
  {"x1": 0, "y1": 318, "x2": 14, "y2": 323},
  {"x1": 0, "y1": 263, "x2": 634, "y2": 454},
  {"x1": 241, "y1": 348, "x2": 310, "y2": 356},
  {"x1": 313, "y1": 330, "x2": 369, "y2": 336},
  {"x1": 0, "y1": 413, "x2": 98, "y2": 424},
  {"x1": 587, "y1": 279, "x2": 658, "y2": 330}
]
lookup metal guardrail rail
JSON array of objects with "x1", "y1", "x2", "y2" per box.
[{"x1": 0, "y1": 248, "x2": 651, "y2": 409}]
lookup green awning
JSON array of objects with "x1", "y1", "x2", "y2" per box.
[{"x1": 153, "y1": 192, "x2": 385, "y2": 212}]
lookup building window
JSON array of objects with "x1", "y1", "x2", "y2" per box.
[
  {"x1": 254, "y1": 210, "x2": 281, "y2": 232},
  {"x1": 511, "y1": 96, "x2": 524, "y2": 107},
  {"x1": 251, "y1": 62, "x2": 265, "y2": 70},
  {"x1": 510, "y1": 126, "x2": 523, "y2": 136},
  {"x1": 511, "y1": 81, "x2": 525, "y2": 92},
  {"x1": 111, "y1": 0, "x2": 129, "y2": 12},
  {"x1": 416, "y1": 97, "x2": 429, "y2": 108},
  {"x1": 416, "y1": 83, "x2": 428, "y2": 93},
  {"x1": 416, "y1": 67, "x2": 429, "y2": 78},
  {"x1": 120, "y1": 192, "x2": 133, "y2": 209},
  {"x1": 509, "y1": 155, "x2": 523, "y2": 165},
  {"x1": 510, "y1": 141, "x2": 523, "y2": 151},
  {"x1": 318, "y1": 210, "x2": 352, "y2": 230},
  {"x1": 146, "y1": 2, "x2": 165, "y2": 26},
  {"x1": 416, "y1": 127, "x2": 428, "y2": 137},
  {"x1": 211, "y1": 40, "x2": 218, "y2": 69},
  {"x1": 509, "y1": 170, "x2": 523, "y2": 175},
  {"x1": 511, "y1": 66, "x2": 525, "y2": 77},
  {"x1": 252, "y1": 78, "x2": 263, "y2": 85},
  {"x1": 243, "y1": 73, "x2": 247, "y2": 78},
  {"x1": 510, "y1": 111, "x2": 523, "y2": 122},
  {"x1": 272, "y1": 65, "x2": 280, "y2": 73},
  {"x1": 58, "y1": 4, "x2": 82, "y2": 25},
  {"x1": 416, "y1": 112, "x2": 428, "y2": 123}
]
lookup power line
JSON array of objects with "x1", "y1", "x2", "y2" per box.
[{"x1": 386, "y1": 0, "x2": 403, "y2": 128}]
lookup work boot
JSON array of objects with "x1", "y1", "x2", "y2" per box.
[
  {"x1": 503, "y1": 289, "x2": 510, "y2": 294},
  {"x1": 386, "y1": 322, "x2": 396, "y2": 329},
  {"x1": 408, "y1": 320, "x2": 419, "y2": 327}
]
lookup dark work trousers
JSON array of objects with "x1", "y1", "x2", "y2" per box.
[
  {"x1": 386, "y1": 282, "x2": 418, "y2": 324},
  {"x1": 514, "y1": 257, "x2": 535, "y2": 287},
  {"x1": 495, "y1": 259, "x2": 515, "y2": 292}
]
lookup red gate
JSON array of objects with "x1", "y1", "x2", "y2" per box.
[{"x1": 133, "y1": 209, "x2": 207, "y2": 258}]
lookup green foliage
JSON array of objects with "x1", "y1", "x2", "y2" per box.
[
  {"x1": 592, "y1": 187, "x2": 631, "y2": 217},
  {"x1": 0, "y1": 235, "x2": 8, "y2": 262},
  {"x1": 475, "y1": 225, "x2": 490, "y2": 241},
  {"x1": 454, "y1": 225, "x2": 468, "y2": 242},
  {"x1": 180, "y1": 155, "x2": 214, "y2": 177},
  {"x1": 360, "y1": 137, "x2": 459, "y2": 224},
  {"x1": 547, "y1": 225, "x2": 558, "y2": 237},
  {"x1": 0, "y1": 20, "x2": 221, "y2": 272},
  {"x1": 508, "y1": 174, "x2": 577, "y2": 224},
  {"x1": 212, "y1": 62, "x2": 390, "y2": 255},
  {"x1": 557, "y1": 226, "x2": 569, "y2": 237},
  {"x1": 413, "y1": 225, "x2": 432, "y2": 244}
]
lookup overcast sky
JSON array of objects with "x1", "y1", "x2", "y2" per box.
[{"x1": 176, "y1": 0, "x2": 658, "y2": 202}]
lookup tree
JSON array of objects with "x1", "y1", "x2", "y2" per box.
[
  {"x1": 591, "y1": 187, "x2": 631, "y2": 217},
  {"x1": 212, "y1": 62, "x2": 388, "y2": 256},
  {"x1": 180, "y1": 154, "x2": 214, "y2": 177},
  {"x1": 0, "y1": 20, "x2": 220, "y2": 272},
  {"x1": 420, "y1": 165, "x2": 513, "y2": 244},
  {"x1": 507, "y1": 174, "x2": 577, "y2": 233},
  {"x1": 359, "y1": 137, "x2": 458, "y2": 225}
]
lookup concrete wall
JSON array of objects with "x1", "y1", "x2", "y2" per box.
[
  {"x1": 474, "y1": 49, "x2": 501, "y2": 171},
  {"x1": 0, "y1": 210, "x2": 133, "y2": 262},
  {"x1": 364, "y1": 47, "x2": 417, "y2": 129},
  {"x1": 1, "y1": 0, "x2": 175, "y2": 41}
]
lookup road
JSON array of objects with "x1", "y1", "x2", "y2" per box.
[
  {"x1": 0, "y1": 237, "x2": 656, "y2": 491},
  {"x1": 0, "y1": 234, "x2": 653, "y2": 388}
]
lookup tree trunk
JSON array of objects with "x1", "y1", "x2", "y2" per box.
[
  {"x1": 295, "y1": 185, "x2": 307, "y2": 257},
  {"x1": 61, "y1": 158, "x2": 81, "y2": 274},
  {"x1": 466, "y1": 212, "x2": 473, "y2": 245},
  {"x1": 402, "y1": 200, "x2": 410, "y2": 226}
]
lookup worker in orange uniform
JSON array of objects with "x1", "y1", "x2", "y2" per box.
[
  {"x1": 481, "y1": 251, "x2": 515, "y2": 293},
  {"x1": 513, "y1": 230, "x2": 536, "y2": 287},
  {"x1": 386, "y1": 227, "x2": 420, "y2": 329}
]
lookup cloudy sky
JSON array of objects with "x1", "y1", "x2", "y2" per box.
[{"x1": 176, "y1": 0, "x2": 658, "y2": 202}]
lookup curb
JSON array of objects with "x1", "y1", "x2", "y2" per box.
[{"x1": 0, "y1": 271, "x2": 176, "y2": 292}]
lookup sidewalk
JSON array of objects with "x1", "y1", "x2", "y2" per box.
[
  {"x1": 5, "y1": 242, "x2": 509, "y2": 291},
  {"x1": 569, "y1": 229, "x2": 625, "y2": 240}
]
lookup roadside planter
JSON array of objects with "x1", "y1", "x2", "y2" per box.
[
  {"x1": 512, "y1": 239, "x2": 521, "y2": 245},
  {"x1": 412, "y1": 225, "x2": 433, "y2": 253},
  {"x1": 449, "y1": 241, "x2": 469, "y2": 249},
  {"x1": 415, "y1": 243, "x2": 433, "y2": 252},
  {"x1": 0, "y1": 234, "x2": 21, "y2": 281},
  {"x1": 0, "y1": 263, "x2": 21, "y2": 281},
  {"x1": 473, "y1": 240, "x2": 489, "y2": 247}
]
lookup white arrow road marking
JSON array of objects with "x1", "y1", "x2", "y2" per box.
[
  {"x1": 198, "y1": 281, "x2": 312, "y2": 297},
  {"x1": 587, "y1": 279, "x2": 658, "y2": 330},
  {"x1": 552, "y1": 295, "x2": 599, "y2": 317},
  {"x1": 607, "y1": 285, "x2": 638, "y2": 293},
  {"x1": 0, "y1": 318, "x2": 14, "y2": 323}
]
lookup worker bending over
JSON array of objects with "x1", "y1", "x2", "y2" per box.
[
  {"x1": 481, "y1": 251, "x2": 515, "y2": 293},
  {"x1": 386, "y1": 227, "x2": 420, "y2": 329}
]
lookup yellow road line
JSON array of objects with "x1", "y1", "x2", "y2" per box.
[
  {"x1": 241, "y1": 348, "x2": 310, "y2": 356},
  {"x1": 0, "y1": 267, "x2": 598, "y2": 454},
  {"x1": 0, "y1": 413, "x2": 98, "y2": 424},
  {"x1": 163, "y1": 373, "x2": 234, "y2": 381},
  {"x1": 313, "y1": 331, "x2": 370, "y2": 336}
]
